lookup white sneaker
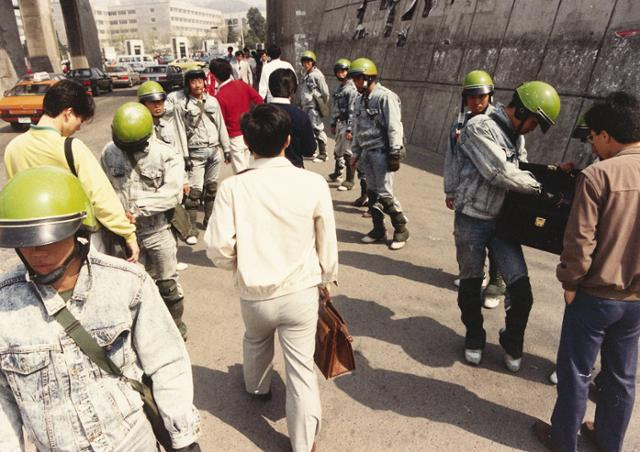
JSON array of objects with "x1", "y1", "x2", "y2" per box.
[
  {"x1": 504, "y1": 353, "x2": 522, "y2": 372},
  {"x1": 464, "y1": 349, "x2": 483, "y2": 365},
  {"x1": 185, "y1": 236, "x2": 198, "y2": 245},
  {"x1": 361, "y1": 234, "x2": 384, "y2": 244},
  {"x1": 176, "y1": 262, "x2": 188, "y2": 271},
  {"x1": 549, "y1": 370, "x2": 558, "y2": 385},
  {"x1": 389, "y1": 240, "x2": 406, "y2": 250},
  {"x1": 453, "y1": 278, "x2": 460, "y2": 287},
  {"x1": 483, "y1": 295, "x2": 501, "y2": 309}
]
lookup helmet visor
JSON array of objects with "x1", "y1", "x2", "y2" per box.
[
  {"x1": 0, "y1": 213, "x2": 85, "y2": 248},
  {"x1": 140, "y1": 92, "x2": 166, "y2": 102},
  {"x1": 463, "y1": 85, "x2": 493, "y2": 96}
]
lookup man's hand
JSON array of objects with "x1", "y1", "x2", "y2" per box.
[
  {"x1": 564, "y1": 289, "x2": 577, "y2": 305},
  {"x1": 319, "y1": 284, "x2": 331, "y2": 300},
  {"x1": 125, "y1": 211, "x2": 136, "y2": 224},
  {"x1": 126, "y1": 239, "x2": 140, "y2": 263},
  {"x1": 224, "y1": 151, "x2": 232, "y2": 164},
  {"x1": 184, "y1": 157, "x2": 194, "y2": 172},
  {"x1": 183, "y1": 184, "x2": 190, "y2": 195},
  {"x1": 445, "y1": 197, "x2": 455, "y2": 210},
  {"x1": 345, "y1": 131, "x2": 353, "y2": 141},
  {"x1": 331, "y1": 126, "x2": 336, "y2": 135},
  {"x1": 556, "y1": 162, "x2": 575, "y2": 173}
]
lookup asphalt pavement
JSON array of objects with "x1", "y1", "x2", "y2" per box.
[{"x1": 0, "y1": 87, "x2": 637, "y2": 451}]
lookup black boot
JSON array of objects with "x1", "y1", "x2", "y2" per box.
[
  {"x1": 499, "y1": 276, "x2": 534, "y2": 360},
  {"x1": 156, "y1": 279, "x2": 187, "y2": 341},
  {"x1": 458, "y1": 277, "x2": 486, "y2": 351},
  {"x1": 314, "y1": 139, "x2": 327, "y2": 162},
  {"x1": 379, "y1": 196, "x2": 409, "y2": 250},
  {"x1": 361, "y1": 192, "x2": 386, "y2": 242},
  {"x1": 328, "y1": 153, "x2": 344, "y2": 181},
  {"x1": 203, "y1": 181, "x2": 218, "y2": 228},
  {"x1": 353, "y1": 173, "x2": 368, "y2": 206},
  {"x1": 338, "y1": 159, "x2": 355, "y2": 191}
]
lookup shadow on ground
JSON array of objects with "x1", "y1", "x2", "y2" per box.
[
  {"x1": 193, "y1": 364, "x2": 290, "y2": 451},
  {"x1": 338, "y1": 248, "x2": 457, "y2": 290},
  {"x1": 333, "y1": 296, "x2": 556, "y2": 384},
  {"x1": 177, "y1": 246, "x2": 214, "y2": 267}
]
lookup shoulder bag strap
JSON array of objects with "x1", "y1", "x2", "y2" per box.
[{"x1": 64, "y1": 137, "x2": 77, "y2": 177}]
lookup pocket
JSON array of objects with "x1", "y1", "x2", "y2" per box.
[
  {"x1": 138, "y1": 168, "x2": 163, "y2": 191},
  {"x1": 109, "y1": 165, "x2": 127, "y2": 178},
  {"x1": 1, "y1": 351, "x2": 51, "y2": 402},
  {"x1": 92, "y1": 323, "x2": 132, "y2": 369}
]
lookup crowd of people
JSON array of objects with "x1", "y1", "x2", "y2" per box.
[{"x1": 0, "y1": 41, "x2": 639, "y2": 452}]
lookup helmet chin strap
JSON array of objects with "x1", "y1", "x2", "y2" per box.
[{"x1": 17, "y1": 233, "x2": 91, "y2": 286}]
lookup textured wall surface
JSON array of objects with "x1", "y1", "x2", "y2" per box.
[{"x1": 267, "y1": 0, "x2": 639, "y2": 164}]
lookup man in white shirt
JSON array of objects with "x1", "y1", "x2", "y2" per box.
[
  {"x1": 231, "y1": 50, "x2": 253, "y2": 85},
  {"x1": 205, "y1": 104, "x2": 338, "y2": 452},
  {"x1": 258, "y1": 44, "x2": 296, "y2": 102}
]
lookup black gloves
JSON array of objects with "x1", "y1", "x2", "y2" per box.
[
  {"x1": 388, "y1": 153, "x2": 401, "y2": 172},
  {"x1": 224, "y1": 151, "x2": 231, "y2": 164},
  {"x1": 184, "y1": 158, "x2": 194, "y2": 172}
]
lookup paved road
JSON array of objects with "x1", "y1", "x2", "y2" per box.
[{"x1": 0, "y1": 87, "x2": 638, "y2": 451}]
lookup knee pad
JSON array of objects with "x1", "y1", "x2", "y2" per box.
[
  {"x1": 203, "y1": 181, "x2": 218, "y2": 202},
  {"x1": 156, "y1": 279, "x2": 183, "y2": 304},
  {"x1": 184, "y1": 188, "x2": 202, "y2": 209}
]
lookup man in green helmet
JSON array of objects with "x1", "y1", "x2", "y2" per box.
[
  {"x1": 0, "y1": 166, "x2": 200, "y2": 451},
  {"x1": 100, "y1": 102, "x2": 188, "y2": 340},
  {"x1": 328, "y1": 58, "x2": 359, "y2": 191},
  {"x1": 444, "y1": 70, "x2": 505, "y2": 309},
  {"x1": 138, "y1": 81, "x2": 197, "y2": 247},
  {"x1": 299, "y1": 50, "x2": 330, "y2": 163},
  {"x1": 168, "y1": 68, "x2": 231, "y2": 244},
  {"x1": 349, "y1": 57, "x2": 409, "y2": 250},
  {"x1": 453, "y1": 80, "x2": 560, "y2": 372}
]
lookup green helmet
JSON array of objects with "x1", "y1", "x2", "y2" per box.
[
  {"x1": 348, "y1": 57, "x2": 378, "y2": 78},
  {"x1": 514, "y1": 81, "x2": 561, "y2": 133},
  {"x1": 0, "y1": 166, "x2": 97, "y2": 248},
  {"x1": 111, "y1": 102, "x2": 153, "y2": 151},
  {"x1": 138, "y1": 81, "x2": 166, "y2": 103},
  {"x1": 334, "y1": 58, "x2": 351, "y2": 73},
  {"x1": 572, "y1": 114, "x2": 589, "y2": 141},
  {"x1": 301, "y1": 50, "x2": 317, "y2": 64},
  {"x1": 462, "y1": 70, "x2": 494, "y2": 96}
]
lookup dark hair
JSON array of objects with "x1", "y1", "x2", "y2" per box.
[
  {"x1": 240, "y1": 104, "x2": 291, "y2": 157},
  {"x1": 585, "y1": 91, "x2": 640, "y2": 144},
  {"x1": 210, "y1": 58, "x2": 232, "y2": 82},
  {"x1": 227, "y1": 46, "x2": 234, "y2": 52},
  {"x1": 235, "y1": 50, "x2": 243, "y2": 57},
  {"x1": 269, "y1": 68, "x2": 297, "y2": 99},
  {"x1": 43, "y1": 79, "x2": 95, "y2": 120},
  {"x1": 267, "y1": 45, "x2": 281, "y2": 59}
]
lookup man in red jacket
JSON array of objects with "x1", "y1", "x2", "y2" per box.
[{"x1": 209, "y1": 59, "x2": 263, "y2": 173}]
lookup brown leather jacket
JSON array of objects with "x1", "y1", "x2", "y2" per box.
[{"x1": 557, "y1": 143, "x2": 640, "y2": 300}]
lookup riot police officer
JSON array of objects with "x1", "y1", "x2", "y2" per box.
[
  {"x1": 349, "y1": 57, "x2": 409, "y2": 250},
  {"x1": 299, "y1": 50, "x2": 330, "y2": 163},
  {"x1": 100, "y1": 103, "x2": 188, "y2": 339}
]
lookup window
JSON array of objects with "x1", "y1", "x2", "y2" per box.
[
  {"x1": 110, "y1": 20, "x2": 118, "y2": 24},
  {"x1": 150, "y1": 8, "x2": 154, "y2": 12},
  {"x1": 119, "y1": 20, "x2": 127, "y2": 24},
  {"x1": 129, "y1": 19, "x2": 136, "y2": 23},
  {"x1": 118, "y1": 10, "x2": 126, "y2": 15},
  {"x1": 151, "y1": 18, "x2": 156, "y2": 22},
  {"x1": 127, "y1": 9, "x2": 135, "y2": 14}
]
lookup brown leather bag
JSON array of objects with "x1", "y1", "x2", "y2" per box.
[{"x1": 314, "y1": 291, "x2": 355, "y2": 379}]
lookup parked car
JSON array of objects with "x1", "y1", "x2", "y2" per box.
[
  {"x1": 0, "y1": 72, "x2": 64, "y2": 131},
  {"x1": 168, "y1": 57, "x2": 206, "y2": 70},
  {"x1": 67, "y1": 68, "x2": 113, "y2": 96},
  {"x1": 116, "y1": 55, "x2": 154, "y2": 73},
  {"x1": 106, "y1": 65, "x2": 141, "y2": 87},
  {"x1": 139, "y1": 65, "x2": 183, "y2": 91}
]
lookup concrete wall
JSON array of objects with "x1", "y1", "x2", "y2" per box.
[
  {"x1": 267, "y1": 0, "x2": 640, "y2": 164},
  {"x1": 0, "y1": 1, "x2": 25, "y2": 94}
]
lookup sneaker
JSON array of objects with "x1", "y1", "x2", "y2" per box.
[
  {"x1": 532, "y1": 419, "x2": 561, "y2": 451},
  {"x1": 453, "y1": 278, "x2": 460, "y2": 287},
  {"x1": 313, "y1": 156, "x2": 327, "y2": 163},
  {"x1": 361, "y1": 231, "x2": 386, "y2": 244},
  {"x1": 504, "y1": 352, "x2": 522, "y2": 372},
  {"x1": 337, "y1": 180, "x2": 355, "y2": 191},
  {"x1": 389, "y1": 240, "x2": 406, "y2": 250},
  {"x1": 549, "y1": 370, "x2": 558, "y2": 385},
  {"x1": 353, "y1": 195, "x2": 368, "y2": 207},
  {"x1": 483, "y1": 295, "x2": 501, "y2": 309},
  {"x1": 327, "y1": 172, "x2": 343, "y2": 182},
  {"x1": 185, "y1": 236, "x2": 198, "y2": 245},
  {"x1": 176, "y1": 262, "x2": 188, "y2": 271},
  {"x1": 464, "y1": 348, "x2": 483, "y2": 365}
]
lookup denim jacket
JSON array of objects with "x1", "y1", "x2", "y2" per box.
[
  {"x1": 443, "y1": 105, "x2": 495, "y2": 197},
  {"x1": 170, "y1": 91, "x2": 231, "y2": 152},
  {"x1": 455, "y1": 104, "x2": 540, "y2": 220},
  {"x1": 0, "y1": 251, "x2": 200, "y2": 451},
  {"x1": 351, "y1": 83, "x2": 404, "y2": 156},
  {"x1": 330, "y1": 80, "x2": 358, "y2": 132},
  {"x1": 300, "y1": 67, "x2": 329, "y2": 111},
  {"x1": 100, "y1": 138, "x2": 183, "y2": 236}
]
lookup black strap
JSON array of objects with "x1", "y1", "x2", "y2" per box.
[
  {"x1": 64, "y1": 137, "x2": 77, "y2": 177},
  {"x1": 488, "y1": 110, "x2": 519, "y2": 148}
]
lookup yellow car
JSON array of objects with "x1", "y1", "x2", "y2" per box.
[
  {"x1": 168, "y1": 58, "x2": 206, "y2": 71},
  {"x1": 0, "y1": 72, "x2": 64, "y2": 131}
]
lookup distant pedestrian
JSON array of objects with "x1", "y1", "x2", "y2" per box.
[
  {"x1": 205, "y1": 104, "x2": 338, "y2": 452},
  {"x1": 255, "y1": 50, "x2": 268, "y2": 91},
  {"x1": 231, "y1": 50, "x2": 253, "y2": 85},
  {"x1": 225, "y1": 46, "x2": 234, "y2": 62},
  {"x1": 268, "y1": 68, "x2": 317, "y2": 167},
  {"x1": 210, "y1": 58, "x2": 263, "y2": 173},
  {"x1": 259, "y1": 44, "x2": 296, "y2": 102}
]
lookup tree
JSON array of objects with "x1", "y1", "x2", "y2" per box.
[{"x1": 245, "y1": 7, "x2": 265, "y2": 47}]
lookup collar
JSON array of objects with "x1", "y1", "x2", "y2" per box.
[
  {"x1": 30, "y1": 253, "x2": 93, "y2": 317},
  {"x1": 614, "y1": 143, "x2": 640, "y2": 157},
  {"x1": 30, "y1": 124, "x2": 61, "y2": 135},
  {"x1": 248, "y1": 156, "x2": 293, "y2": 170},
  {"x1": 217, "y1": 79, "x2": 233, "y2": 91},
  {"x1": 270, "y1": 97, "x2": 291, "y2": 104}
]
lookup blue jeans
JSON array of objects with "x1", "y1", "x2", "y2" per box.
[{"x1": 551, "y1": 291, "x2": 640, "y2": 452}]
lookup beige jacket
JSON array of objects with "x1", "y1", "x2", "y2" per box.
[{"x1": 557, "y1": 143, "x2": 640, "y2": 300}]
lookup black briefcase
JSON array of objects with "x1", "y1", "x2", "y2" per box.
[{"x1": 495, "y1": 163, "x2": 579, "y2": 255}]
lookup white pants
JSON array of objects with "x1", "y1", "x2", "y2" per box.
[
  {"x1": 230, "y1": 135, "x2": 252, "y2": 174},
  {"x1": 241, "y1": 286, "x2": 321, "y2": 452}
]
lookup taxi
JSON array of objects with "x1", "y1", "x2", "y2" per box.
[
  {"x1": 0, "y1": 72, "x2": 64, "y2": 131},
  {"x1": 168, "y1": 57, "x2": 206, "y2": 70}
]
